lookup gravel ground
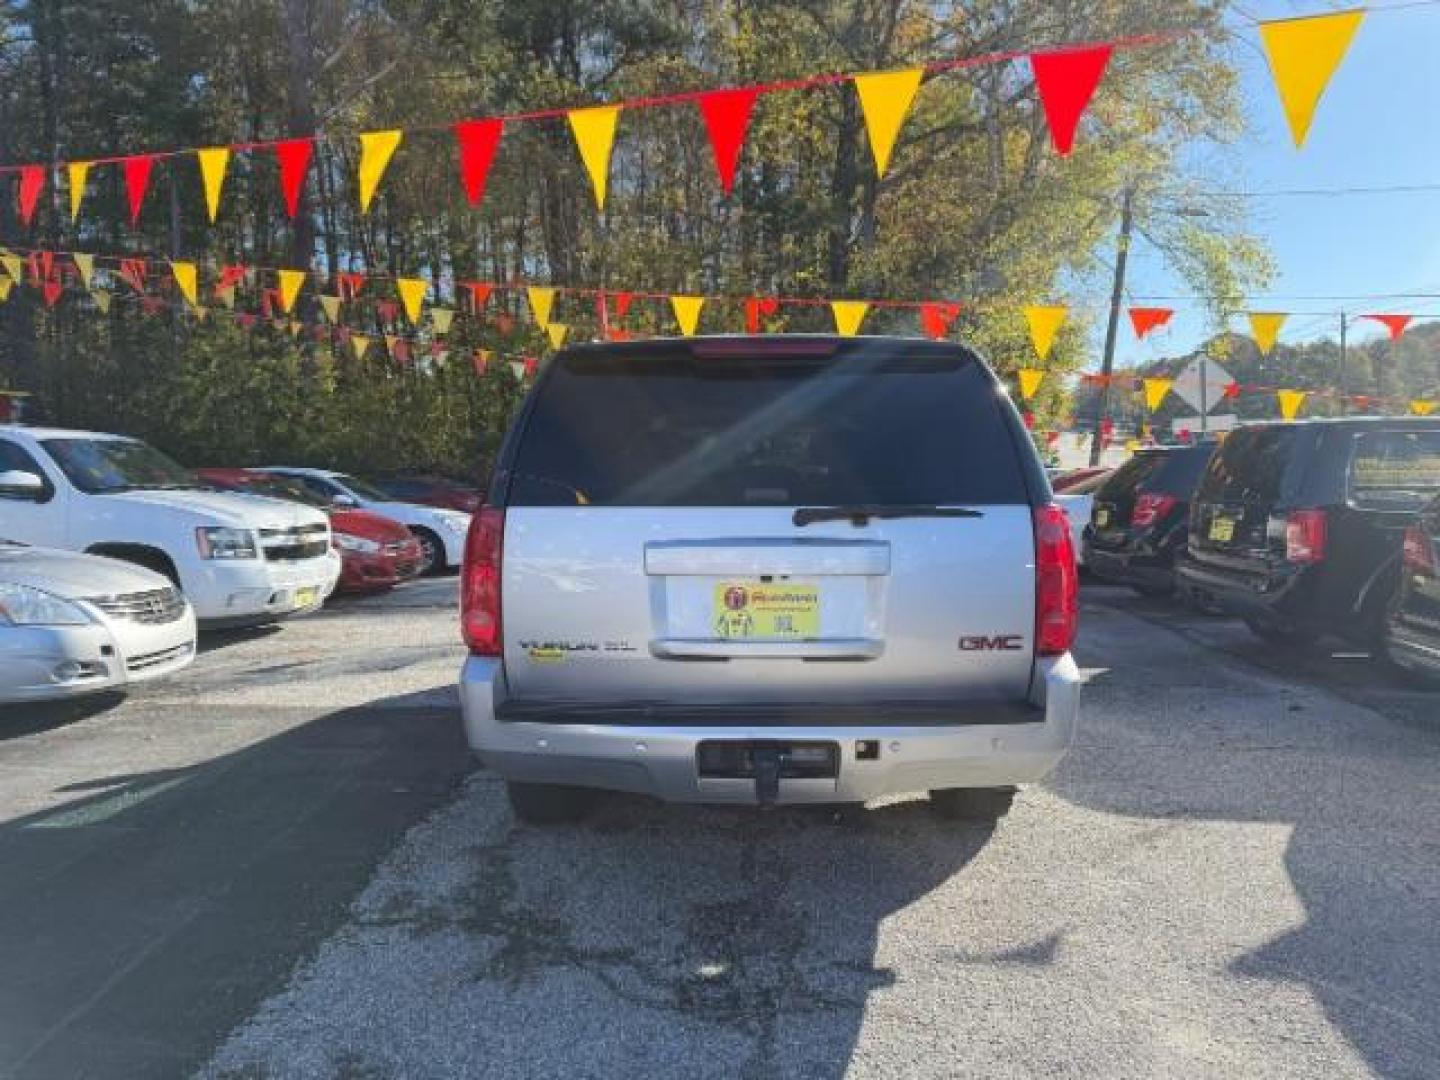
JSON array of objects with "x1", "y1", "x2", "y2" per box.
[{"x1": 191, "y1": 585, "x2": 1440, "y2": 1080}]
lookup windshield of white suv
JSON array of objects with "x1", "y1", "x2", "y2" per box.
[
  {"x1": 507, "y1": 344, "x2": 1030, "y2": 507},
  {"x1": 335, "y1": 474, "x2": 393, "y2": 501},
  {"x1": 41, "y1": 437, "x2": 201, "y2": 494}
]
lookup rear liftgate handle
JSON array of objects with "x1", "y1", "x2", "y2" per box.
[{"x1": 752, "y1": 745, "x2": 786, "y2": 806}]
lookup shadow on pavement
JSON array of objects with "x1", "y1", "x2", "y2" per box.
[
  {"x1": 0, "y1": 691, "x2": 127, "y2": 740},
  {"x1": 1061, "y1": 608, "x2": 1440, "y2": 1080},
  {"x1": 0, "y1": 691, "x2": 472, "y2": 1080}
]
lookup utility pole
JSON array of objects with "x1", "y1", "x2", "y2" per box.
[
  {"x1": 1090, "y1": 185, "x2": 1135, "y2": 466},
  {"x1": 1338, "y1": 311, "x2": 1348, "y2": 416}
]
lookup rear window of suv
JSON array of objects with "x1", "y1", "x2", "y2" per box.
[
  {"x1": 1197, "y1": 426, "x2": 1298, "y2": 505},
  {"x1": 505, "y1": 343, "x2": 1030, "y2": 507},
  {"x1": 1348, "y1": 430, "x2": 1440, "y2": 510},
  {"x1": 1099, "y1": 446, "x2": 1214, "y2": 499}
]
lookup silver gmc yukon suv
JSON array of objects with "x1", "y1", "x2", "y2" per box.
[{"x1": 458, "y1": 336, "x2": 1080, "y2": 824}]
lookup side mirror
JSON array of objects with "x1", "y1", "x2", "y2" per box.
[
  {"x1": 331, "y1": 493, "x2": 358, "y2": 509},
  {"x1": 0, "y1": 469, "x2": 45, "y2": 500}
]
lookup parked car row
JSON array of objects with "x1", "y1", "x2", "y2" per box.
[
  {"x1": 0, "y1": 423, "x2": 480, "y2": 705},
  {"x1": 1062, "y1": 417, "x2": 1440, "y2": 686}
]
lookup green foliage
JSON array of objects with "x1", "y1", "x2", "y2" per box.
[{"x1": 0, "y1": 0, "x2": 1266, "y2": 470}]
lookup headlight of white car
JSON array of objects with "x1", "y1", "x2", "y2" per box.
[
  {"x1": 195, "y1": 526, "x2": 258, "y2": 559},
  {"x1": 438, "y1": 513, "x2": 470, "y2": 533},
  {"x1": 0, "y1": 582, "x2": 92, "y2": 626},
  {"x1": 334, "y1": 532, "x2": 381, "y2": 554}
]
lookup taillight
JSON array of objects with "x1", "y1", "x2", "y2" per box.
[
  {"x1": 1034, "y1": 505, "x2": 1078, "y2": 656},
  {"x1": 1403, "y1": 525, "x2": 1437, "y2": 576},
  {"x1": 1285, "y1": 509, "x2": 1328, "y2": 565},
  {"x1": 1131, "y1": 492, "x2": 1177, "y2": 529},
  {"x1": 461, "y1": 508, "x2": 504, "y2": 655}
]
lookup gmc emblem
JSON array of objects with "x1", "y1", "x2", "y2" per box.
[{"x1": 958, "y1": 634, "x2": 1024, "y2": 652}]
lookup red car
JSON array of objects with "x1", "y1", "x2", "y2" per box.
[
  {"x1": 371, "y1": 473, "x2": 483, "y2": 513},
  {"x1": 196, "y1": 468, "x2": 424, "y2": 593}
]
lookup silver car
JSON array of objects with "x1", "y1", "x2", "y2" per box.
[
  {"x1": 458, "y1": 336, "x2": 1081, "y2": 823},
  {"x1": 0, "y1": 541, "x2": 196, "y2": 705}
]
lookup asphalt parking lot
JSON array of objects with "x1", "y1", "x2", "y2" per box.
[{"x1": 2, "y1": 579, "x2": 1437, "y2": 1079}]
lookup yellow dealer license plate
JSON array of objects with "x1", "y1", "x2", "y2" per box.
[
  {"x1": 293, "y1": 586, "x2": 318, "y2": 609},
  {"x1": 1209, "y1": 517, "x2": 1236, "y2": 543},
  {"x1": 714, "y1": 582, "x2": 819, "y2": 640},
  {"x1": 1094, "y1": 508, "x2": 1111, "y2": 528}
]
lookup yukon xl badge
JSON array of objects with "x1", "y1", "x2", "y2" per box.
[{"x1": 958, "y1": 635, "x2": 1024, "y2": 651}]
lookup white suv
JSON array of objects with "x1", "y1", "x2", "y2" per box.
[
  {"x1": 0, "y1": 426, "x2": 340, "y2": 626},
  {"x1": 458, "y1": 336, "x2": 1081, "y2": 823}
]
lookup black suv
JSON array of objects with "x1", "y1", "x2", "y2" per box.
[
  {"x1": 1177, "y1": 418, "x2": 1440, "y2": 648},
  {"x1": 1384, "y1": 492, "x2": 1440, "y2": 684},
  {"x1": 1082, "y1": 444, "x2": 1218, "y2": 596}
]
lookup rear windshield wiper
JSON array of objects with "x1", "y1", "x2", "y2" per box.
[{"x1": 793, "y1": 504, "x2": 984, "y2": 527}]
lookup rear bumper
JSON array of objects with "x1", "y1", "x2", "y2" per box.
[
  {"x1": 1174, "y1": 555, "x2": 1302, "y2": 621},
  {"x1": 1386, "y1": 621, "x2": 1440, "y2": 680},
  {"x1": 458, "y1": 655, "x2": 1080, "y2": 804},
  {"x1": 1084, "y1": 544, "x2": 1174, "y2": 591}
]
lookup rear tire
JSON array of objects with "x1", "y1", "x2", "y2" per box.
[
  {"x1": 505, "y1": 781, "x2": 595, "y2": 825},
  {"x1": 929, "y1": 787, "x2": 1015, "y2": 821}
]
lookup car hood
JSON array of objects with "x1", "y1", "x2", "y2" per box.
[
  {"x1": 331, "y1": 508, "x2": 414, "y2": 543},
  {"x1": 100, "y1": 489, "x2": 328, "y2": 530},
  {"x1": 0, "y1": 544, "x2": 173, "y2": 598}
]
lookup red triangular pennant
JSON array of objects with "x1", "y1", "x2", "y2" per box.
[
  {"x1": 260, "y1": 287, "x2": 281, "y2": 319},
  {"x1": 140, "y1": 295, "x2": 165, "y2": 316},
  {"x1": 919, "y1": 302, "x2": 961, "y2": 340},
  {"x1": 613, "y1": 291, "x2": 635, "y2": 320},
  {"x1": 274, "y1": 139, "x2": 313, "y2": 218},
  {"x1": 1362, "y1": 313, "x2": 1412, "y2": 341},
  {"x1": 217, "y1": 264, "x2": 247, "y2": 291},
  {"x1": 462, "y1": 281, "x2": 492, "y2": 312},
  {"x1": 454, "y1": 119, "x2": 503, "y2": 207},
  {"x1": 42, "y1": 280, "x2": 63, "y2": 307},
  {"x1": 335, "y1": 272, "x2": 365, "y2": 301},
  {"x1": 375, "y1": 299, "x2": 400, "y2": 323},
  {"x1": 1127, "y1": 306, "x2": 1173, "y2": 339},
  {"x1": 606, "y1": 328, "x2": 634, "y2": 342},
  {"x1": 123, "y1": 155, "x2": 155, "y2": 225},
  {"x1": 17, "y1": 165, "x2": 45, "y2": 226},
  {"x1": 523, "y1": 357, "x2": 538, "y2": 379},
  {"x1": 1223, "y1": 381, "x2": 1241, "y2": 400},
  {"x1": 744, "y1": 297, "x2": 779, "y2": 334},
  {"x1": 119, "y1": 258, "x2": 148, "y2": 292},
  {"x1": 1029, "y1": 44, "x2": 1112, "y2": 156},
  {"x1": 698, "y1": 87, "x2": 759, "y2": 196}
]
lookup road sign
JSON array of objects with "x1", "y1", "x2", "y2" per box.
[{"x1": 1170, "y1": 356, "x2": 1233, "y2": 415}]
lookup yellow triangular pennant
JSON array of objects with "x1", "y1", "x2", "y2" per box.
[
  {"x1": 68, "y1": 161, "x2": 91, "y2": 222},
  {"x1": 277, "y1": 269, "x2": 306, "y2": 313},
  {"x1": 350, "y1": 333, "x2": 372, "y2": 360},
  {"x1": 90, "y1": 287, "x2": 110, "y2": 313},
  {"x1": 831, "y1": 300, "x2": 869, "y2": 337},
  {"x1": 197, "y1": 147, "x2": 230, "y2": 223},
  {"x1": 1276, "y1": 388, "x2": 1307, "y2": 420},
  {"x1": 1024, "y1": 305, "x2": 1066, "y2": 361},
  {"x1": 0, "y1": 279, "x2": 13, "y2": 301},
  {"x1": 318, "y1": 295, "x2": 341, "y2": 324},
  {"x1": 1248, "y1": 312, "x2": 1287, "y2": 355},
  {"x1": 72, "y1": 253, "x2": 95, "y2": 288},
  {"x1": 384, "y1": 333, "x2": 401, "y2": 355},
  {"x1": 527, "y1": 286, "x2": 556, "y2": 328},
  {"x1": 567, "y1": 106, "x2": 621, "y2": 210},
  {"x1": 1018, "y1": 368, "x2": 1044, "y2": 400},
  {"x1": 396, "y1": 277, "x2": 427, "y2": 323},
  {"x1": 288, "y1": 320, "x2": 305, "y2": 338},
  {"x1": 170, "y1": 261, "x2": 199, "y2": 309},
  {"x1": 853, "y1": 67, "x2": 924, "y2": 177},
  {"x1": 1409, "y1": 399, "x2": 1436, "y2": 417},
  {"x1": 1259, "y1": 10, "x2": 1365, "y2": 148},
  {"x1": 430, "y1": 307, "x2": 454, "y2": 335},
  {"x1": 357, "y1": 129, "x2": 403, "y2": 213},
  {"x1": 0, "y1": 253, "x2": 23, "y2": 285},
  {"x1": 1143, "y1": 377, "x2": 1173, "y2": 411},
  {"x1": 670, "y1": 295, "x2": 704, "y2": 336},
  {"x1": 546, "y1": 322, "x2": 569, "y2": 350}
]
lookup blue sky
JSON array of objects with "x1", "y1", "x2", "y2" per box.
[{"x1": 1082, "y1": 0, "x2": 1440, "y2": 368}]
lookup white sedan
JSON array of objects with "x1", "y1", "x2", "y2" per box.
[
  {"x1": 257, "y1": 467, "x2": 471, "y2": 573},
  {"x1": 1, "y1": 541, "x2": 196, "y2": 705}
]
